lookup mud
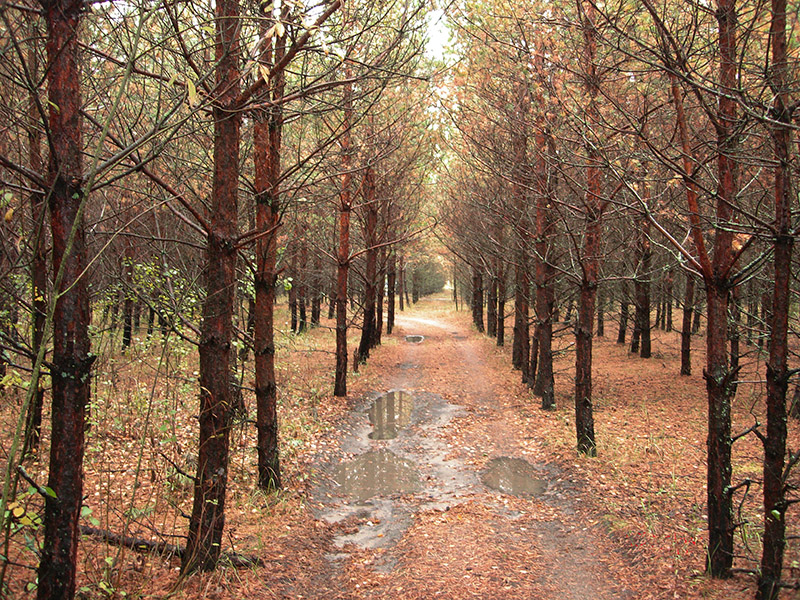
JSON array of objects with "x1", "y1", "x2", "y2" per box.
[
  {"x1": 368, "y1": 390, "x2": 414, "y2": 440},
  {"x1": 481, "y1": 456, "x2": 547, "y2": 497}
]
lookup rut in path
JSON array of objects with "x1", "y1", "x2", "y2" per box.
[{"x1": 309, "y1": 299, "x2": 634, "y2": 600}]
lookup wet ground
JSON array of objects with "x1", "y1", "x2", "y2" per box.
[{"x1": 308, "y1": 308, "x2": 633, "y2": 599}]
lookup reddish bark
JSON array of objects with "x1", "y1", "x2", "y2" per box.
[
  {"x1": 511, "y1": 77, "x2": 530, "y2": 376},
  {"x1": 252, "y1": 6, "x2": 285, "y2": 491},
  {"x1": 334, "y1": 73, "x2": 353, "y2": 397},
  {"x1": 702, "y1": 0, "x2": 739, "y2": 576},
  {"x1": 37, "y1": 2, "x2": 92, "y2": 598},
  {"x1": 758, "y1": 0, "x2": 793, "y2": 595},
  {"x1": 357, "y1": 167, "x2": 378, "y2": 364},
  {"x1": 182, "y1": 0, "x2": 240, "y2": 573},
  {"x1": 575, "y1": 0, "x2": 601, "y2": 456}
]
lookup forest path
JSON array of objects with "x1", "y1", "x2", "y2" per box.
[{"x1": 307, "y1": 296, "x2": 633, "y2": 600}]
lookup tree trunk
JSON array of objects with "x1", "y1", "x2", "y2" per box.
[
  {"x1": 387, "y1": 250, "x2": 396, "y2": 334},
  {"x1": 122, "y1": 242, "x2": 134, "y2": 349},
  {"x1": 252, "y1": 6, "x2": 285, "y2": 492},
  {"x1": 289, "y1": 253, "x2": 298, "y2": 332},
  {"x1": 297, "y1": 238, "x2": 307, "y2": 333},
  {"x1": 533, "y1": 126, "x2": 555, "y2": 410},
  {"x1": 630, "y1": 306, "x2": 640, "y2": 354},
  {"x1": 704, "y1": 283, "x2": 734, "y2": 577},
  {"x1": 497, "y1": 260, "x2": 505, "y2": 346},
  {"x1": 375, "y1": 247, "x2": 385, "y2": 346},
  {"x1": 182, "y1": 0, "x2": 240, "y2": 573},
  {"x1": 334, "y1": 72, "x2": 353, "y2": 397},
  {"x1": 311, "y1": 252, "x2": 322, "y2": 326},
  {"x1": 356, "y1": 168, "x2": 378, "y2": 364},
  {"x1": 728, "y1": 287, "x2": 740, "y2": 381},
  {"x1": 635, "y1": 214, "x2": 651, "y2": 358},
  {"x1": 528, "y1": 334, "x2": 539, "y2": 391},
  {"x1": 617, "y1": 284, "x2": 629, "y2": 345},
  {"x1": 680, "y1": 273, "x2": 694, "y2": 376},
  {"x1": 693, "y1": 299, "x2": 702, "y2": 334},
  {"x1": 487, "y1": 269, "x2": 497, "y2": 338},
  {"x1": 758, "y1": 0, "x2": 792, "y2": 594},
  {"x1": 37, "y1": 3, "x2": 92, "y2": 597},
  {"x1": 25, "y1": 15, "x2": 46, "y2": 456},
  {"x1": 512, "y1": 264, "x2": 529, "y2": 379},
  {"x1": 596, "y1": 289, "x2": 604, "y2": 337},
  {"x1": 472, "y1": 266, "x2": 484, "y2": 333},
  {"x1": 704, "y1": 0, "x2": 739, "y2": 576},
  {"x1": 665, "y1": 270, "x2": 674, "y2": 332},
  {"x1": 575, "y1": 0, "x2": 600, "y2": 456},
  {"x1": 398, "y1": 254, "x2": 405, "y2": 311}
]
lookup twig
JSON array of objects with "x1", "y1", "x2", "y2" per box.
[{"x1": 16, "y1": 466, "x2": 48, "y2": 499}]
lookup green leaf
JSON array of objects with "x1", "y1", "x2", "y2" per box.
[
  {"x1": 44, "y1": 486, "x2": 57, "y2": 498},
  {"x1": 771, "y1": 509, "x2": 782, "y2": 521},
  {"x1": 187, "y1": 79, "x2": 199, "y2": 108}
]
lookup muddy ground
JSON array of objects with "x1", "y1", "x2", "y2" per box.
[{"x1": 304, "y1": 307, "x2": 636, "y2": 599}]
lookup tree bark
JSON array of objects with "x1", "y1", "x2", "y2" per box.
[
  {"x1": 487, "y1": 268, "x2": 497, "y2": 338},
  {"x1": 182, "y1": 0, "x2": 240, "y2": 573},
  {"x1": 533, "y1": 126, "x2": 555, "y2": 409},
  {"x1": 356, "y1": 167, "x2": 378, "y2": 364},
  {"x1": 387, "y1": 250, "x2": 396, "y2": 334},
  {"x1": 334, "y1": 71, "x2": 353, "y2": 397},
  {"x1": 635, "y1": 214, "x2": 651, "y2": 358},
  {"x1": 704, "y1": 0, "x2": 739, "y2": 576},
  {"x1": 472, "y1": 266, "x2": 484, "y2": 333},
  {"x1": 575, "y1": 0, "x2": 601, "y2": 456},
  {"x1": 398, "y1": 254, "x2": 405, "y2": 311},
  {"x1": 122, "y1": 241, "x2": 134, "y2": 349},
  {"x1": 758, "y1": 0, "x2": 793, "y2": 594},
  {"x1": 252, "y1": 4, "x2": 284, "y2": 492},
  {"x1": 617, "y1": 286, "x2": 629, "y2": 345},
  {"x1": 25, "y1": 16, "x2": 46, "y2": 456},
  {"x1": 497, "y1": 259, "x2": 505, "y2": 346},
  {"x1": 37, "y1": 3, "x2": 93, "y2": 597},
  {"x1": 680, "y1": 273, "x2": 694, "y2": 376},
  {"x1": 375, "y1": 246, "x2": 385, "y2": 346}
]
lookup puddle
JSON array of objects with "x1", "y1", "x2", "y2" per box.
[
  {"x1": 333, "y1": 450, "x2": 421, "y2": 502},
  {"x1": 368, "y1": 390, "x2": 413, "y2": 440},
  {"x1": 481, "y1": 457, "x2": 547, "y2": 497},
  {"x1": 405, "y1": 335, "x2": 424, "y2": 343}
]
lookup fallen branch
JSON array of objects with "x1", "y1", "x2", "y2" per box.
[{"x1": 79, "y1": 525, "x2": 262, "y2": 568}]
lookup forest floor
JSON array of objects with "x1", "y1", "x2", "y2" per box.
[{"x1": 4, "y1": 292, "x2": 800, "y2": 599}]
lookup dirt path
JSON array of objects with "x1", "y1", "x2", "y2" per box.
[{"x1": 306, "y1": 299, "x2": 636, "y2": 599}]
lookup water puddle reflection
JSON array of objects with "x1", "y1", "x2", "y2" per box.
[
  {"x1": 481, "y1": 457, "x2": 546, "y2": 497},
  {"x1": 368, "y1": 390, "x2": 413, "y2": 440},
  {"x1": 405, "y1": 335, "x2": 424, "y2": 343},
  {"x1": 333, "y1": 450, "x2": 421, "y2": 502}
]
